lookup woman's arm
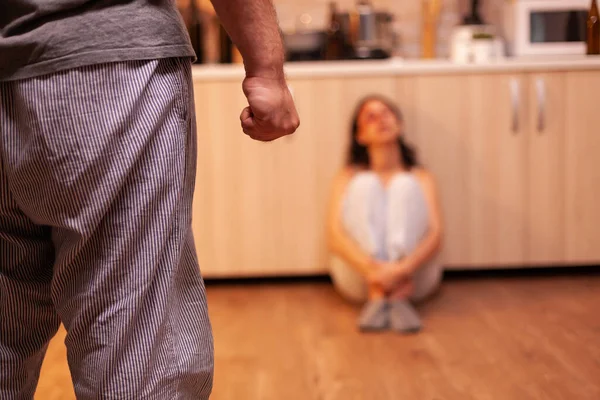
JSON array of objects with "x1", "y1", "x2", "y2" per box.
[
  {"x1": 326, "y1": 168, "x2": 375, "y2": 277},
  {"x1": 399, "y1": 169, "x2": 444, "y2": 275}
]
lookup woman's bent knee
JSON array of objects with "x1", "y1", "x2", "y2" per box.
[
  {"x1": 329, "y1": 256, "x2": 368, "y2": 304},
  {"x1": 410, "y1": 261, "x2": 443, "y2": 303}
]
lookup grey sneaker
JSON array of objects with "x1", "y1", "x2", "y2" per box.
[
  {"x1": 358, "y1": 299, "x2": 389, "y2": 332},
  {"x1": 389, "y1": 300, "x2": 422, "y2": 334}
]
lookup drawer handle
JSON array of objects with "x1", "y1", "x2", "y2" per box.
[{"x1": 510, "y1": 78, "x2": 520, "y2": 134}]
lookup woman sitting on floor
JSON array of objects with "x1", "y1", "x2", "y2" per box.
[{"x1": 327, "y1": 94, "x2": 444, "y2": 333}]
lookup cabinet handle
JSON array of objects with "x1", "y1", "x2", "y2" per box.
[
  {"x1": 536, "y1": 77, "x2": 546, "y2": 134},
  {"x1": 510, "y1": 78, "x2": 520, "y2": 134}
]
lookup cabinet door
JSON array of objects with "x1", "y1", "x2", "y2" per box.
[
  {"x1": 525, "y1": 73, "x2": 566, "y2": 265},
  {"x1": 464, "y1": 74, "x2": 528, "y2": 267},
  {"x1": 404, "y1": 74, "x2": 528, "y2": 268},
  {"x1": 399, "y1": 75, "x2": 471, "y2": 267},
  {"x1": 192, "y1": 78, "x2": 341, "y2": 278},
  {"x1": 192, "y1": 80, "x2": 263, "y2": 278},
  {"x1": 565, "y1": 72, "x2": 600, "y2": 264}
]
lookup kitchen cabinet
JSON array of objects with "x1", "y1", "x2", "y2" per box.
[
  {"x1": 189, "y1": 62, "x2": 600, "y2": 277},
  {"x1": 565, "y1": 72, "x2": 600, "y2": 264},
  {"x1": 191, "y1": 78, "x2": 330, "y2": 278},
  {"x1": 190, "y1": 76, "x2": 399, "y2": 277},
  {"x1": 408, "y1": 71, "x2": 597, "y2": 269},
  {"x1": 525, "y1": 73, "x2": 566, "y2": 265},
  {"x1": 464, "y1": 73, "x2": 529, "y2": 267},
  {"x1": 404, "y1": 73, "x2": 529, "y2": 268},
  {"x1": 397, "y1": 75, "x2": 472, "y2": 267}
]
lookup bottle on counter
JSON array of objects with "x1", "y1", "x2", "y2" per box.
[
  {"x1": 588, "y1": 0, "x2": 600, "y2": 55},
  {"x1": 187, "y1": 0, "x2": 204, "y2": 64},
  {"x1": 218, "y1": 23, "x2": 233, "y2": 63},
  {"x1": 324, "y1": 2, "x2": 346, "y2": 60},
  {"x1": 421, "y1": 0, "x2": 441, "y2": 59}
]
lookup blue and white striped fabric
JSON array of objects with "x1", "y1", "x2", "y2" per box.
[{"x1": 0, "y1": 57, "x2": 214, "y2": 399}]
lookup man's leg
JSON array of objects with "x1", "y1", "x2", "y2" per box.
[
  {"x1": 1, "y1": 58, "x2": 213, "y2": 399},
  {"x1": 0, "y1": 141, "x2": 60, "y2": 398}
]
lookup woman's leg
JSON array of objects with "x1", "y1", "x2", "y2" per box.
[
  {"x1": 386, "y1": 172, "x2": 443, "y2": 299},
  {"x1": 386, "y1": 257, "x2": 443, "y2": 302},
  {"x1": 409, "y1": 255, "x2": 443, "y2": 302},
  {"x1": 330, "y1": 172, "x2": 388, "y2": 301},
  {"x1": 385, "y1": 263, "x2": 442, "y2": 333},
  {"x1": 385, "y1": 173, "x2": 442, "y2": 332},
  {"x1": 329, "y1": 173, "x2": 389, "y2": 330},
  {"x1": 341, "y1": 172, "x2": 388, "y2": 262},
  {"x1": 386, "y1": 173, "x2": 430, "y2": 261}
]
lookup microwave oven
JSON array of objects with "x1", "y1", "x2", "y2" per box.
[{"x1": 503, "y1": 0, "x2": 590, "y2": 57}]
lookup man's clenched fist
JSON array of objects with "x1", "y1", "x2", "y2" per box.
[{"x1": 240, "y1": 76, "x2": 300, "y2": 141}]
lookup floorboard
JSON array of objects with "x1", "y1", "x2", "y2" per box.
[{"x1": 34, "y1": 273, "x2": 600, "y2": 399}]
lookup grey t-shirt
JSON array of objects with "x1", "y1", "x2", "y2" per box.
[{"x1": 0, "y1": 0, "x2": 196, "y2": 81}]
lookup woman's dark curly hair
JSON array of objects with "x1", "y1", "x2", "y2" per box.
[{"x1": 348, "y1": 94, "x2": 419, "y2": 169}]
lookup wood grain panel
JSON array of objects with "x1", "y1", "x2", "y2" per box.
[
  {"x1": 525, "y1": 73, "x2": 566, "y2": 264},
  {"x1": 398, "y1": 75, "x2": 470, "y2": 267},
  {"x1": 465, "y1": 73, "x2": 528, "y2": 267},
  {"x1": 565, "y1": 72, "x2": 600, "y2": 263},
  {"x1": 190, "y1": 70, "x2": 600, "y2": 277},
  {"x1": 191, "y1": 76, "x2": 398, "y2": 277}
]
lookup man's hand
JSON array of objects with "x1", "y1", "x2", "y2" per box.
[
  {"x1": 240, "y1": 76, "x2": 300, "y2": 142},
  {"x1": 208, "y1": 0, "x2": 298, "y2": 140}
]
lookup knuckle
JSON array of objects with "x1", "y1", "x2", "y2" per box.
[{"x1": 282, "y1": 120, "x2": 299, "y2": 135}]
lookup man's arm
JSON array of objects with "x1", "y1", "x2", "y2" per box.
[
  {"x1": 210, "y1": 0, "x2": 284, "y2": 80},
  {"x1": 209, "y1": 0, "x2": 299, "y2": 142}
]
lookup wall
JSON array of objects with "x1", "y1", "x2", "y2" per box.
[{"x1": 178, "y1": 0, "x2": 505, "y2": 59}]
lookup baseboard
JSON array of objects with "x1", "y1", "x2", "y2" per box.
[
  {"x1": 204, "y1": 274, "x2": 332, "y2": 286},
  {"x1": 203, "y1": 265, "x2": 600, "y2": 286},
  {"x1": 442, "y1": 264, "x2": 600, "y2": 279}
]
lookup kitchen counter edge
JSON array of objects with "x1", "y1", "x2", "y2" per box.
[{"x1": 191, "y1": 56, "x2": 600, "y2": 81}]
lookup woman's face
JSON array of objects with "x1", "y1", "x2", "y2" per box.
[{"x1": 356, "y1": 100, "x2": 402, "y2": 146}]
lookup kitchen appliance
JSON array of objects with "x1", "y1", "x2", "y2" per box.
[
  {"x1": 283, "y1": 31, "x2": 327, "y2": 61},
  {"x1": 503, "y1": 0, "x2": 590, "y2": 57},
  {"x1": 450, "y1": 25, "x2": 506, "y2": 63},
  {"x1": 353, "y1": 0, "x2": 379, "y2": 58},
  {"x1": 280, "y1": 3, "x2": 330, "y2": 61},
  {"x1": 463, "y1": 0, "x2": 484, "y2": 25},
  {"x1": 334, "y1": 1, "x2": 395, "y2": 59},
  {"x1": 277, "y1": 1, "x2": 395, "y2": 61}
]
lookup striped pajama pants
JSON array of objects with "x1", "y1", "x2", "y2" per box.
[{"x1": 0, "y1": 58, "x2": 214, "y2": 399}]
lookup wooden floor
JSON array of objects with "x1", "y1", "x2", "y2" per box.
[{"x1": 35, "y1": 272, "x2": 600, "y2": 400}]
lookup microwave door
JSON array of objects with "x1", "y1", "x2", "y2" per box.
[{"x1": 530, "y1": 10, "x2": 587, "y2": 44}]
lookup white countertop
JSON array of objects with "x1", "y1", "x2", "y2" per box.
[{"x1": 191, "y1": 56, "x2": 600, "y2": 81}]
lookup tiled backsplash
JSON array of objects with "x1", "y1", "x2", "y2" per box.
[{"x1": 181, "y1": 0, "x2": 505, "y2": 59}]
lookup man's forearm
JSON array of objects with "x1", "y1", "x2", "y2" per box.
[{"x1": 210, "y1": 0, "x2": 285, "y2": 79}]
